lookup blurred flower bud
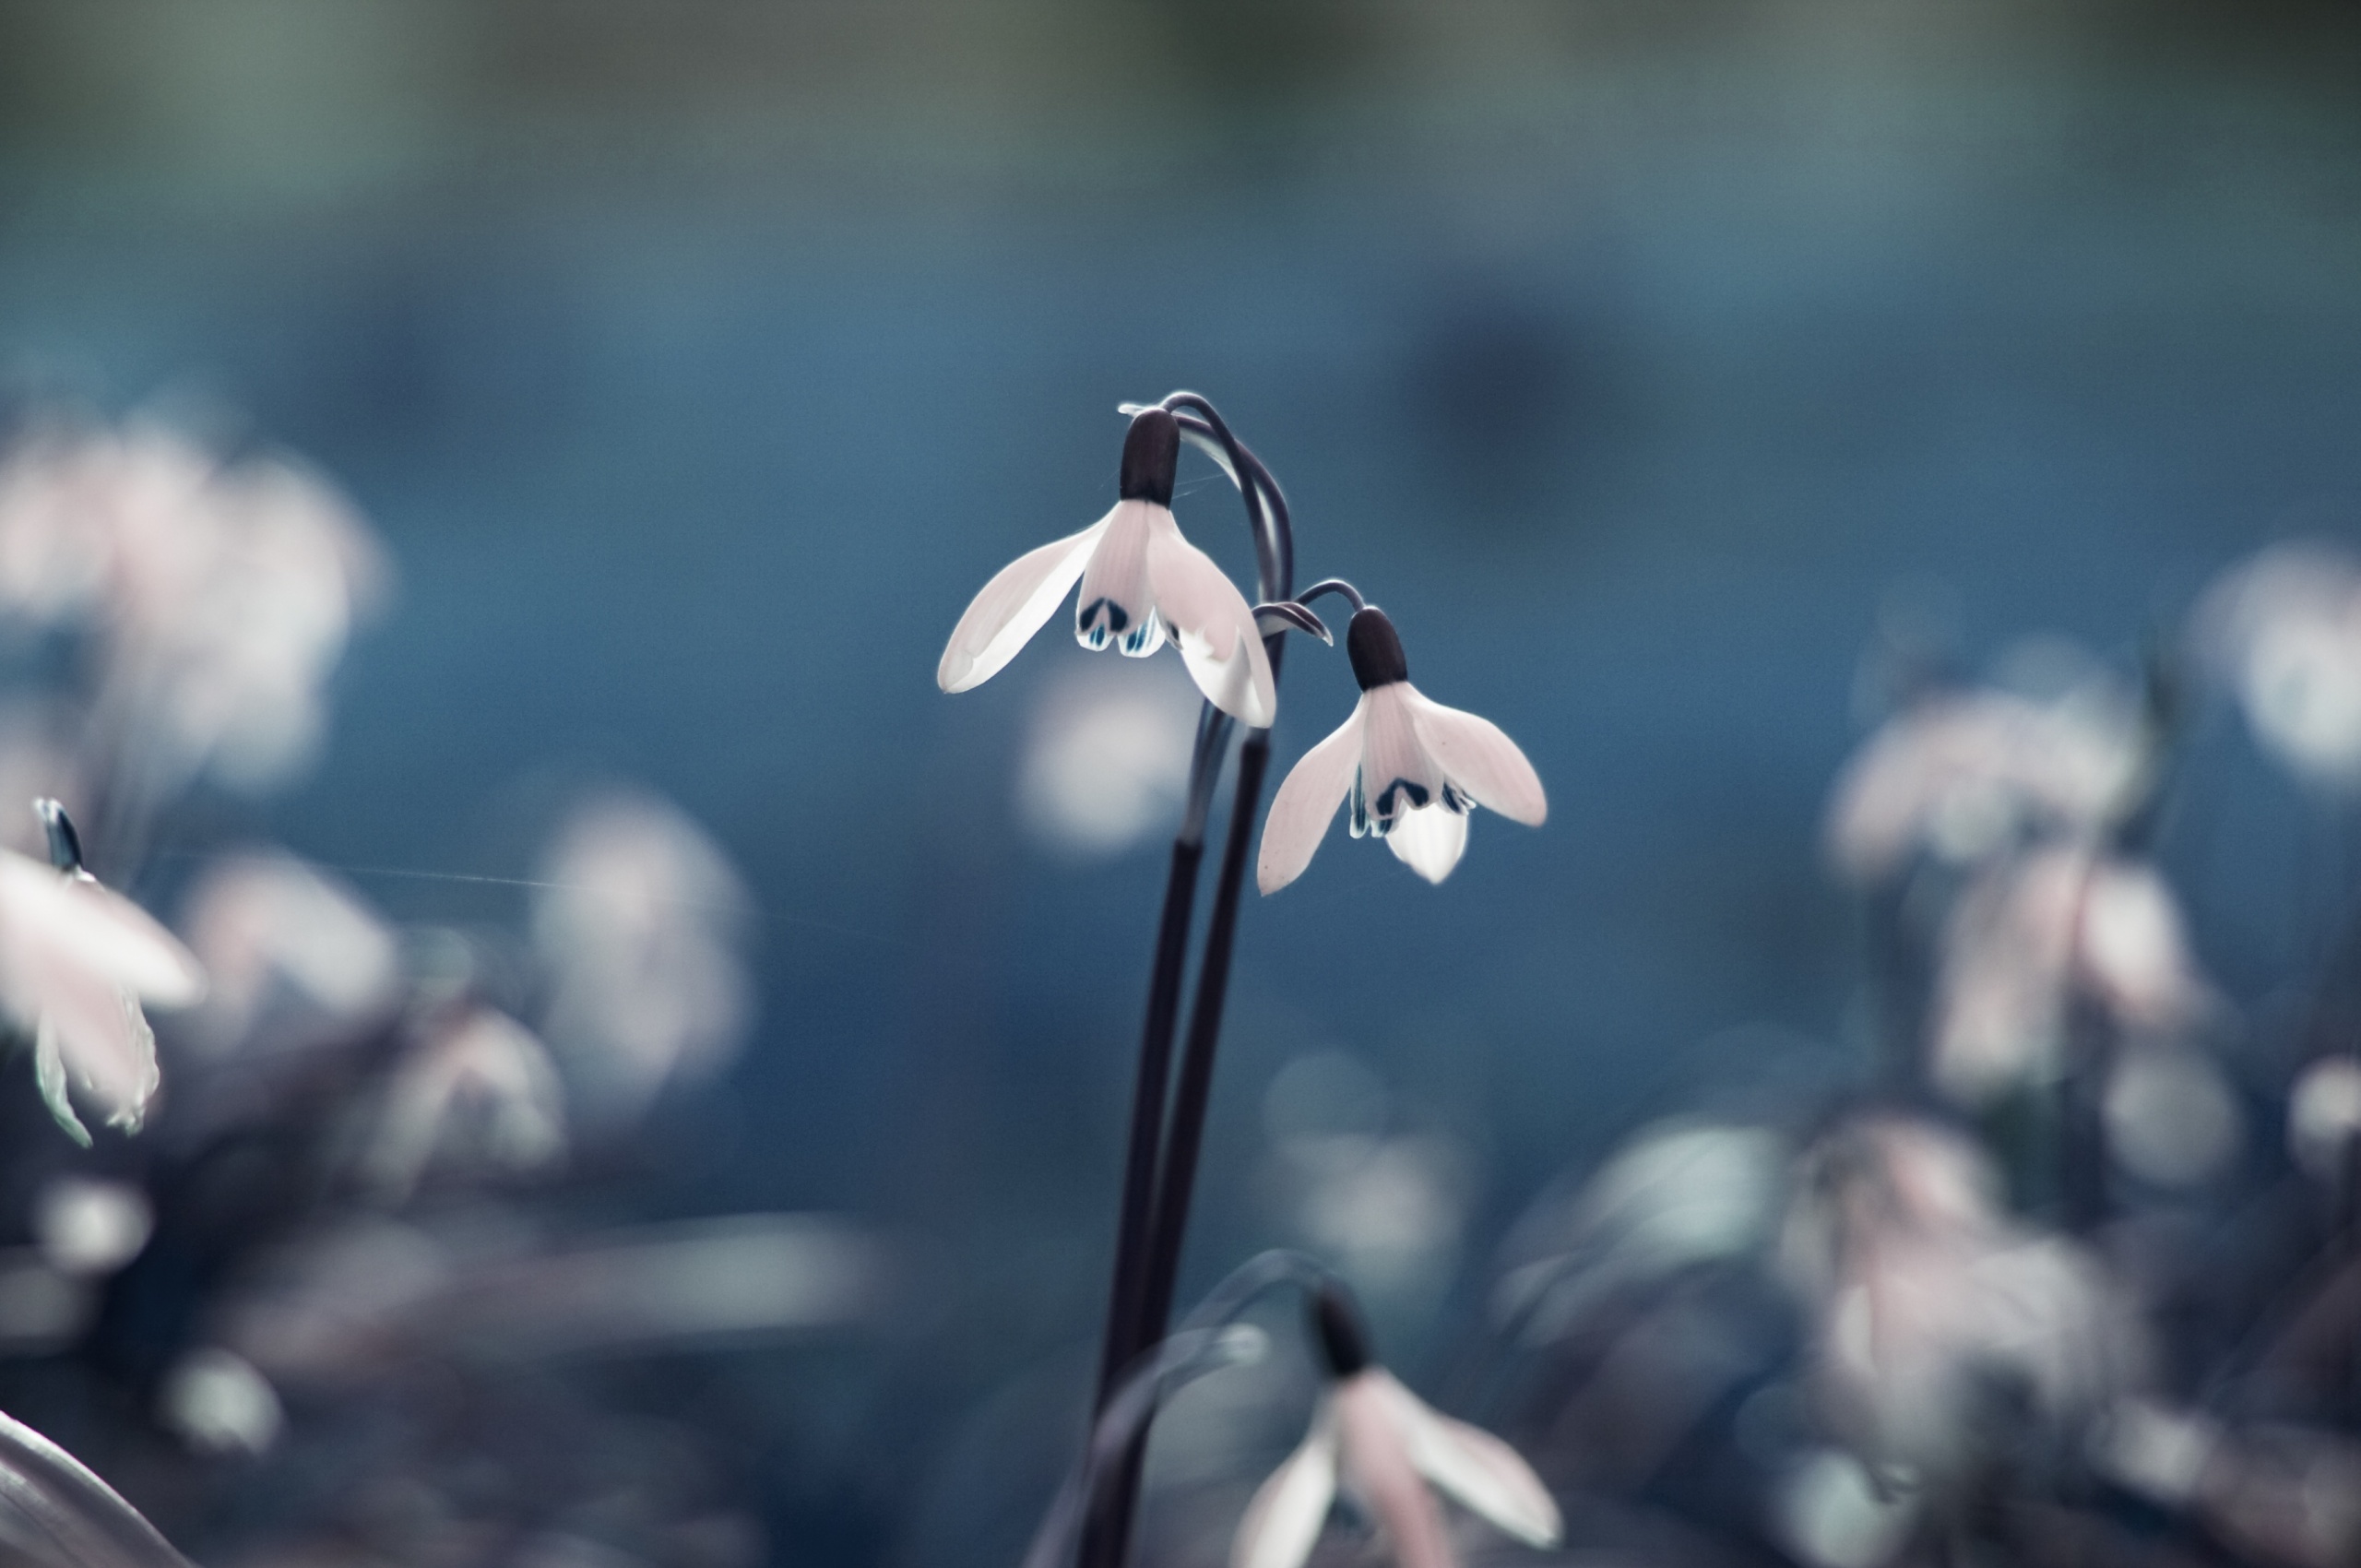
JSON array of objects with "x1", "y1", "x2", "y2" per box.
[
  {"x1": 32, "y1": 1177, "x2": 152, "y2": 1277},
  {"x1": 179, "y1": 849, "x2": 399, "y2": 1054},
  {"x1": 534, "y1": 790, "x2": 752, "y2": 1121},
  {"x1": 2289, "y1": 1056, "x2": 2361, "y2": 1184},
  {"x1": 2197, "y1": 542, "x2": 2361, "y2": 790},
  {"x1": 1824, "y1": 678, "x2": 2143, "y2": 883},
  {"x1": 362, "y1": 1007, "x2": 565, "y2": 1202}
]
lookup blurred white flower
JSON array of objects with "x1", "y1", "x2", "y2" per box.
[
  {"x1": 1017, "y1": 664, "x2": 1200, "y2": 856},
  {"x1": 1258, "y1": 607, "x2": 1545, "y2": 892},
  {"x1": 1927, "y1": 846, "x2": 2211, "y2": 1102},
  {"x1": 362, "y1": 1007, "x2": 565, "y2": 1202},
  {"x1": 534, "y1": 791, "x2": 752, "y2": 1118},
  {"x1": 178, "y1": 849, "x2": 399, "y2": 1053},
  {"x1": 159, "y1": 1348, "x2": 283, "y2": 1456},
  {"x1": 33, "y1": 1177, "x2": 152, "y2": 1277},
  {"x1": 1782, "y1": 1116, "x2": 2142, "y2": 1486},
  {"x1": 115, "y1": 449, "x2": 387, "y2": 794},
  {"x1": 1823, "y1": 683, "x2": 2142, "y2": 882},
  {"x1": 0, "y1": 418, "x2": 387, "y2": 798},
  {"x1": 2288, "y1": 1055, "x2": 2361, "y2": 1184},
  {"x1": 0, "y1": 800, "x2": 205, "y2": 1144},
  {"x1": 1235, "y1": 1289, "x2": 1560, "y2": 1568},
  {"x1": 1494, "y1": 1119, "x2": 1786, "y2": 1344},
  {"x1": 939, "y1": 408, "x2": 1275, "y2": 725},
  {"x1": 2197, "y1": 541, "x2": 2361, "y2": 789}
]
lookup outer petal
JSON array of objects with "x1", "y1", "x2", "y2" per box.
[
  {"x1": 1075, "y1": 501, "x2": 1165, "y2": 658},
  {"x1": 1232, "y1": 1402, "x2": 1342, "y2": 1568},
  {"x1": 1381, "y1": 1373, "x2": 1561, "y2": 1549},
  {"x1": 936, "y1": 516, "x2": 1109, "y2": 693},
  {"x1": 1385, "y1": 805, "x2": 1469, "y2": 885},
  {"x1": 1258, "y1": 702, "x2": 1365, "y2": 894},
  {"x1": 0, "y1": 856, "x2": 205, "y2": 1006},
  {"x1": 1143, "y1": 508, "x2": 1276, "y2": 727},
  {"x1": 1335, "y1": 1372, "x2": 1458, "y2": 1568},
  {"x1": 1407, "y1": 691, "x2": 1546, "y2": 826}
]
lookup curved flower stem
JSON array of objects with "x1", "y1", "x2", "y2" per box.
[
  {"x1": 1030, "y1": 1325, "x2": 1270, "y2": 1568},
  {"x1": 1294, "y1": 577, "x2": 1367, "y2": 614},
  {"x1": 1085, "y1": 396, "x2": 1295, "y2": 1568},
  {"x1": 1048, "y1": 1253, "x2": 1336, "y2": 1568}
]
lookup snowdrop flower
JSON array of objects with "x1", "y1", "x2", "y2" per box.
[
  {"x1": 179, "y1": 849, "x2": 399, "y2": 1052},
  {"x1": 362, "y1": 1006, "x2": 565, "y2": 1202},
  {"x1": 937, "y1": 407, "x2": 1276, "y2": 726},
  {"x1": 533, "y1": 790, "x2": 753, "y2": 1120},
  {"x1": 0, "y1": 800, "x2": 204, "y2": 1143},
  {"x1": 1780, "y1": 1116, "x2": 2141, "y2": 1487},
  {"x1": 1258, "y1": 604, "x2": 1544, "y2": 891},
  {"x1": 1824, "y1": 683, "x2": 2144, "y2": 882},
  {"x1": 1234, "y1": 1287, "x2": 1560, "y2": 1568},
  {"x1": 1926, "y1": 844, "x2": 2211, "y2": 1103}
]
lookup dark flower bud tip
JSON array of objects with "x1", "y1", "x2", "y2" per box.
[
  {"x1": 1346, "y1": 607, "x2": 1409, "y2": 691},
  {"x1": 33, "y1": 798, "x2": 81, "y2": 873},
  {"x1": 1119, "y1": 408, "x2": 1180, "y2": 507},
  {"x1": 1311, "y1": 1282, "x2": 1374, "y2": 1379}
]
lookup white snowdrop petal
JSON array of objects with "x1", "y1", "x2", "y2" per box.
[
  {"x1": 0, "y1": 856, "x2": 202, "y2": 1006},
  {"x1": 1407, "y1": 692, "x2": 1547, "y2": 826},
  {"x1": 937, "y1": 516, "x2": 1109, "y2": 693},
  {"x1": 1335, "y1": 1373, "x2": 1459, "y2": 1568},
  {"x1": 1144, "y1": 508, "x2": 1275, "y2": 726},
  {"x1": 1075, "y1": 501, "x2": 1164, "y2": 657},
  {"x1": 68, "y1": 883, "x2": 206, "y2": 1007},
  {"x1": 1385, "y1": 806, "x2": 1468, "y2": 885},
  {"x1": 1231, "y1": 1404, "x2": 1342, "y2": 1568},
  {"x1": 1258, "y1": 703, "x2": 1365, "y2": 894},
  {"x1": 1385, "y1": 1375, "x2": 1561, "y2": 1548}
]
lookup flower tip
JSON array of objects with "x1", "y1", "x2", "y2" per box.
[{"x1": 32, "y1": 799, "x2": 81, "y2": 874}]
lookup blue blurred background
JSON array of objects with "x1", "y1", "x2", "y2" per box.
[{"x1": 4, "y1": 4, "x2": 2360, "y2": 1563}]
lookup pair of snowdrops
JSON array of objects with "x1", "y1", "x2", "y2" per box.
[{"x1": 936, "y1": 407, "x2": 1546, "y2": 889}]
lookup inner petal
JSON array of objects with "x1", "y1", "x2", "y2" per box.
[
  {"x1": 1074, "y1": 500, "x2": 1166, "y2": 657},
  {"x1": 1357, "y1": 685, "x2": 1448, "y2": 837}
]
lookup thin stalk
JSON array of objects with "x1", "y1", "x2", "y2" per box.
[
  {"x1": 1091, "y1": 703, "x2": 1231, "y2": 1408},
  {"x1": 1087, "y1": 720, "x2": 1278, "y2": 1568},
  {"x1": 1140, "y1": 721, "x2": 1277, "y2": 1350}
]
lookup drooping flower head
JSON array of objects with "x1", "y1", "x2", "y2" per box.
[
  {"x1": 937, "y1": 408, "x2": 1276, "y2": 726},
  {"x1": 1234, "y1": 1284, "x2": 1560, "y2": 1568},
  {"x1": 1779, "y1": 1115, "x2": 2142, "y2": 1489},
  {"x1": 1258, "y1": 604, "x2": 1545, "y2": 891},
  {"x1": 0, "y1": 800, "x2": 205, "y2": 1143}
]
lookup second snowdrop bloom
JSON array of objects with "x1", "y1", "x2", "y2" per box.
[
  {"x1": 0, "y1": 801, "x2": 205, "y2": 1143},
  {"x1": 1234, "y1": 1287, "x2": 1560, "y2": 1568},
  {"x1": 937, "y1": 408, "x2": 1276, "y2": 726},
  {"x1": 1258, "y1": 607, "x2": 1545, "y2": 892}
]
